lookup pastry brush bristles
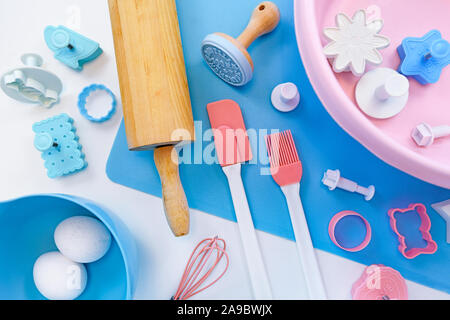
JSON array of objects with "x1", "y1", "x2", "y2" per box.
[{"x1": 266, "y1": 130, "x2": 300, "y2": 168}]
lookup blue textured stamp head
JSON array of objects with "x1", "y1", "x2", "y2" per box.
[
  {"x1": 44, "y1": 25, "x2": 103, "y2": 71},
  {"x1": 397, "y1": 30, "x2": 450, "y2": 85},
  {"x1": 201, "y1": 33, "x2": 253, "y2": 86},
  {"x1": 33, "y1": 113, "x2": 87, "y2": 178}
]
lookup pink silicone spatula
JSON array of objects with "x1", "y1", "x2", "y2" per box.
[
  {"x1": 266, "y1": 130, "x2": 327, "y2": 300},
  {"x1": 208, "y1": 99, "x2": 272, "y2": 300}
]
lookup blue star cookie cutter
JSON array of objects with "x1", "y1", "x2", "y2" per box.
[
  {"x1": 78, "y1": 84, "x2": 117, "y2": 123},
  {"x1": 44, "y1": 25, "x2": 103, "y2": 71},
  {"x1": 397, "y1": 30, "x2": 450, "y2": 84},
  {"x1": 33, "y1": 113, "x2": 87, "y2": 178}
]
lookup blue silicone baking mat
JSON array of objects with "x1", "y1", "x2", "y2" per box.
[{"x1": 107, "y1": 0, "x2": 450, "y2": 293}]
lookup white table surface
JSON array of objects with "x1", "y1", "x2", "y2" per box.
[{"x1": 0, "y1": 0, "x2": 448, "y2": 300}]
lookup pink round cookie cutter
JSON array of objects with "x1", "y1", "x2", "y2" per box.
[
  {"x1": 294, "y1": 0, "x2": 450, "y2": 189},
  {"x1": 328, "y1": 210, "x2": 372, "y2": 252}
]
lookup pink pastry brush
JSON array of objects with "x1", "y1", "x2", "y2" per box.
[{"x1": 266, "y1": 130, "x2": 327, "y2": 300}]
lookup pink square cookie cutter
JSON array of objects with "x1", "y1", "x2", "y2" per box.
[{"x1": 387, "y1": 203, "x2": 438, "y2": 259}]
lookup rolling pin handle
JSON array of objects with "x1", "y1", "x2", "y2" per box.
[{"x1": 154, "y1": 146, "x2": 190, "y2": 237}]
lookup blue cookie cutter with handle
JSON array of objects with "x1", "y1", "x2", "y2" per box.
[
  {"x1": 44, "y1": 25, "x2": 103, "y2": 71},
  {"x1": 398, "y1": 30, "x2": 450, "y2": 84},
  {"x1": 33, "y1": 113, "x2": 87, "y2": 178}
]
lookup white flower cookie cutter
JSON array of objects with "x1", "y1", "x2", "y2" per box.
[{"x1": 323, "y1": 9, "x2": 390, "y2": 77}]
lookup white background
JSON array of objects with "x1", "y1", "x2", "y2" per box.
[{"x1": 0, "y1": 0, "x2": 448, "y2": 300}]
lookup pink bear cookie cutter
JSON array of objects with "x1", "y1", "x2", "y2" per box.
[{"x1": 387, "y1": 203, "x2": 437, "y2": 259}]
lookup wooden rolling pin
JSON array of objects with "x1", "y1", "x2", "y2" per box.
[{"x1": 109, "y1": 0, "x2": 195, "y2": 237}]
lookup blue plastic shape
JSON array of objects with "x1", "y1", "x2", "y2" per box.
[
  {"x1": 44, "y1": 26, "x2": 103, "y2": 71},
  {"x1": 397, "y1": 30, "x2": 450, "y2": 84},
  {"x1": 33, "y1": 113, "x2": 87, "y2": 178},
  {"x1": 78, "y1": 84, "x2": 117, "y2": 123},
  {"x1": 0, "y1": 194, "x2": 138, "y2": 300}
]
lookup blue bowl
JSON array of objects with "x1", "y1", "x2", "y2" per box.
[{"x1": 0, "y1": 194, "x2": 138, "y2": 300}]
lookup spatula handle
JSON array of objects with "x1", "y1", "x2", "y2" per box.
[
  {"x1": 154, "y1": 146, "x2": 190, "y2": 237},
  {"x1": 281, "y1": 183, "x2": 327, "y2": 300},
  {"x1": 222, "y1": 163, "x2": 272, "y2": 300}
]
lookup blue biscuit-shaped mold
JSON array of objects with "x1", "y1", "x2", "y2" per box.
[
  {"x1": 44, "y1": 25, "x2": 103, "y2": 71},
  {"x1": 32, "y1": 113, "x2": 87, "y2": 178}
]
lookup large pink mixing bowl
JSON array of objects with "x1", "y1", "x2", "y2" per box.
[{"x1": 294, "y1": 0, "x2": 450, "y2": 189}]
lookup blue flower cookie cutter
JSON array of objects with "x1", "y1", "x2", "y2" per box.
[
  {"x1": 397, "y1": 30, "x2": 450, "y2": 85},
  {"x1": 44, "y1": 25, "x2": 103, "y2": 71},
  {"x1": 77, "y1": 84, "x2": 117, "y2": 123},
  {"x1": 33, "y1": 113, "x2": 87, "y2": 178}
]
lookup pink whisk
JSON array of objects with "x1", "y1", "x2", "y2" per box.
[{"x1": 173, "y1": 236, "x2": 229, "y2": 300}]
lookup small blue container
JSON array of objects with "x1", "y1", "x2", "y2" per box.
[{"x1": 0, "y1": 194, "x2": 138, "y2": 300}]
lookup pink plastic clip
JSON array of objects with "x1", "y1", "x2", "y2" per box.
[{"x1": 387, "y1": 203, "x2": 438, "y2": 259}]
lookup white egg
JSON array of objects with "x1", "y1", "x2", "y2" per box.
[
  {"x1": 55, "y1": 216, "x2": 112, "y2": 263},
  {"x1": 33, "y1": 251, "x2": 87, "y2": 300}
]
